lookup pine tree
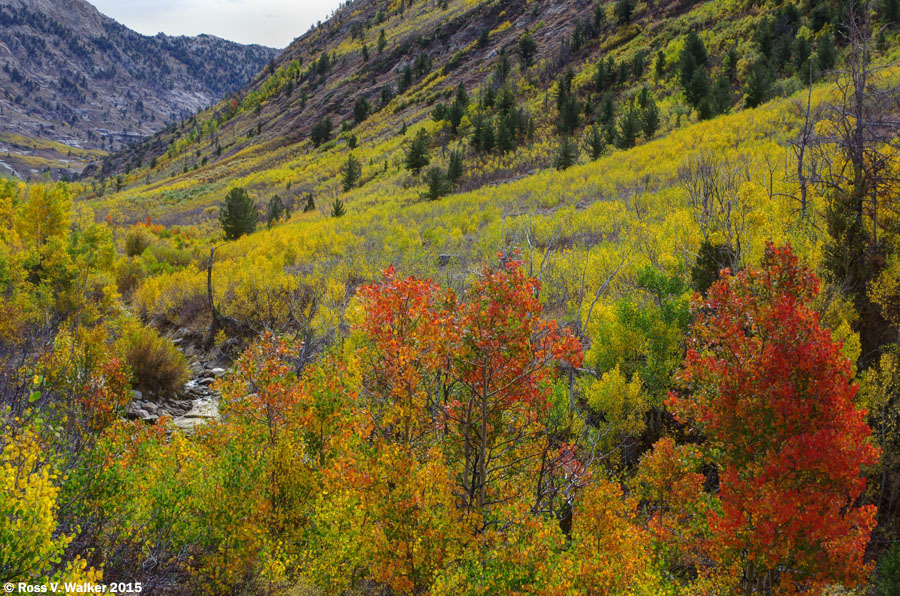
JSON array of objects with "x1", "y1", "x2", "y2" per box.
[
  {"x1": 518, "y1": 31, "x2": 538, "y2": 68},
  {"x1": 614, "y1": 0, "x2": 634, "y2": 24},
  {"x1": 303, "y1": 193, "x2": 315, "y2": 213},
  {"x1": 398, "y1": 65, "x2": 414, "y2": 92},
  {"x1": 219, "y1": 187, "x2": 258, "y2": 240},
  {"x1": 641, "y1": 97, "x2": 659, "y2": 139},
  {"x1": 422, "y1": 167, "x2": 450, "y2": 200},
  {"x1": 496, "y1": 115, "x2": 516, "y2": 154},
  {"x1": 593, "y1": 1, "x2": 606, "y2": 30},
  {"x1": 556, "y1": 71, "x2": 580, "y2": 135},
  {"x1": 381, "y1": 84, "x2": 394, "y2": 107},
  {"x1": 679, "y1": 32, "x2": 710, "y2": 112},
  {"x1": 616, "y1": 105, "x2": 640, "y2": 149},
  {"x1": 330, "y1": 197, "x2": 346, "y2": 218},
  {"x1": 342, "y1": 154, "x2": 362, "y2": 191},
  {"x1": 654, "y1": 50, "x2": 666, "y2": 79},
  {"x1": 743, "y1": 61, "x2": 772, "y2": 108},
  {"x1": 816, "y1": 33, "x2": 836, "y2": 73},
  {"x1": 478, "y1": 27, "x2": 490, "y2": 48},
  {"x1": 404, "y1": 129, "x2": 431, "y2": 175},
  {"x1": 595, "y1": 56, "x2": 616, "y2": 92},
  {"x1": 554, "y1": 136, "x2": 578, "y2": 170},
  {"x1": 586, "y1": 125, "x2": 606, "y2": 159},
  {"x1": 378, "y1": 29, "x2": 387, "y2": 53},
  {"x1": 266, "y1": 194, "x2": 284, "y2": 228},
  {"x1": 310, "y1": 117, "x2": 333, "y2": 147},
  {"x1": 447, "y1": 149, "x2": 464, "y2": 185},
  {"x1": 881, "y1": 0, "x2": 900, "y2": 23},
  {"x1": 494, "y1": 49, "x2": 511, "y2": 83},
  {"x1": 354, "y1": 96, "x2": 370, "y2": 124}
]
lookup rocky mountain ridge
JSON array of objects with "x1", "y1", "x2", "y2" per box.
[{"x1": 0, "y1": 0, "x2": 279, "y2": 178}]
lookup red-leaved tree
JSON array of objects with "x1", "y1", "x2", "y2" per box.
[
  {"x1": 667, "y1": 243, "x2": 879, "y2": 593},
  {"x1": 358, "y1": 258, "x2": 583, "y2": 526}
]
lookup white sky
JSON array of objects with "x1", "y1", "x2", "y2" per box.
[{"x1": 90, "y1": 0, "x2": 346, "y2": 48}]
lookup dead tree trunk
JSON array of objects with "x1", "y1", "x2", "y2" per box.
[{"x1": 204, "y1": 245, "x2": 225, "y2": 349}]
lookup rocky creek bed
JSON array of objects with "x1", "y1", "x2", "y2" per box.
[{"x1": 125, "y1": 328, "x2": 231, "y2": 431}]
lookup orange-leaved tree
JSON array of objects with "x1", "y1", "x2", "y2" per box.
[
  {"x1": 667, "y1": 243, "x2": 879, "y2": 593},
  {"x1": 350, "y1": 258, "x2": 583, "y2": 592},
  {"x1": 446, "y1": 259, "x2": 583, "y2": 520}
]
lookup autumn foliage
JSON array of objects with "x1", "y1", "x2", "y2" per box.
[
  {"x1": 359, "y1": 259, "x2": 583, "y2": 521},
  {"x1": 667, "y1": 243, "x2": 879, "y2": 592}
]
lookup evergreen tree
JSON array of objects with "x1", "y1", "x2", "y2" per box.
[
  {"x1": 496, "y1": 115, "x2": 516, "y2": 154},
  {"x1": 354, "y1": 96, "x2": 371, "y2": 124},
  {"x1": 454, "y1": 84, "x2": 469, "y2": 109},
  {"x1": 593, "y1": 1, "x2": 606, "y2": 29},
  {"x1": 362, "y1": 44, "x2": 370, "y2": 62},
  {"x1": 556, "y1": 71, "x2": 581, "y2": 135},
  {"x1": 219, "y1": 187, "x2": 258, "y2": 240},
  {"x1": 398, "y1": 65, "x2": 414, "y2": 92},
  {"x1": 447, "y1": 149, "x2": 464, "y2": 185},
  {"x1": 310, "y1": 117, "x2": 333, "y2": 147},
  {"x1": 710, "y1": 72, "x2": 733, "y2": 115},
  {"x1": 494, "y1": 49, "x2": 512, "y2": 83},
  {"x1": 690, "y1": 239, "x2": 736, "y2": 294},
  {"x1": 554, "y1": 136, "x2": 579, "y2": 170},
  {"x1": 792, "y1": 36, "x2": 811, "y2": 75},
  {"x1": 679, "y1": 31, "x2": 710, "y2": 111},
  {"x1": 654, "y1": 50, "x2": 666, "y2": 79},
  {"x1": 266, "y1": 194, "x2": 284, "y2": 228},
  {"x1": 640, "y1": 97, "x2": 659, "y2": 139},
  {"x1": 445, "y1": 102, "x2": 463, "y2": 133},
  {"x1": 423, "y1": 167, "x2": 450, "y2": 200},
  {"x1": 414, "y1": 53, "x2": 432, "y2": 77},
  {"x1": 614, "y1": 0, "x2": 634, "y2": 24},
  {"x1": 586, "y1": 124, "x2": 606, "y2": 160},
  {"x1": 743, "y1": 61, "x2": 772, "y2": 108},
  {"x1": 342, "y1": 154, "x2": 362, "y2": 191},
  {"x1": 598, "y1": 92, "x2": 615, "y2": 126},
  {"x1": 816, "y1": 33, "x2": 836, "y2": 73},
  {"x1": 572, "y1": 21, "x2": 585, "y2": 51},
  {"x1": 380, "y1": 84, "x2": 394, "y2": 107},
  {"x1": 631, "y1": 51, "x2": 646, "y2": 78},
  {"x1": 881, "y1": 0, "x2": 900, "y2": 23},
  {"x1": 471, "y1": 116, "x2": 495, "y2": 153},
  {"x1": 518, "y1": 31, "x2": 538, "y2": 68},
  {"x1": 616, "y1": 105, "x2": 640, "y2": 149},
  {"x1": 724, "y1": 48, "x2": 739, "y2": 82},
  {"x1": 330, "y1": 197, "x2": 346, "y2": 218},
  {"x1": 595, "y1": 56, "x2": 616, "y2": 93},
  {"x1": 378, "y1": 28, "x2": 387, "y2": 53},
  {"x1": 478, "y1": 27, "x2": 490, "y2": 48},
  {"x1": 404, "y1": 129, "x2": 431, "y2": 175},
  {"x1": 303, "y1": 193, "x2": 315, "y2": 213}
]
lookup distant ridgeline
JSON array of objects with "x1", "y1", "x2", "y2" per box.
[{"x1": 0, "y1": 0, "x2": 278, "y2": 179}]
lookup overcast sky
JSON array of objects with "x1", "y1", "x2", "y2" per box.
[{"x1": 90, "y1": 0, "x2": 345, "y2": 48}]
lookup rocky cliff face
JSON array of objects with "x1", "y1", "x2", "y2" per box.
[{"x1": 0, "y1": 0, "x2": 279, "y2": 178}]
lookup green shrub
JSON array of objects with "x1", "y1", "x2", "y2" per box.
[
  {"x1": 120, "y1": 327, "x2": 190, "y2": 396},
  {"x1": 876, "y1": 544, "x2": 900, "y2": 596},
  {"x1": 124, "y1": 227, "x2": 153, "y2": 257}
]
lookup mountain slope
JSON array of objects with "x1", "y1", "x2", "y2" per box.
[
  {"x1": 0, "y1": 0, "x2": 279, "y2": 179},
  {"x1": 88, "y1": 0, "x2": 859, "y2": 217}
]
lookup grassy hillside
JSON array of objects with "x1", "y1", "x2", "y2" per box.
[
  {"x1": 2, "y1": 0, "x2": 900, "y2": 593},
  {"x1": 88, "y1": 0, "x2": 853, "y2": 221}
]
